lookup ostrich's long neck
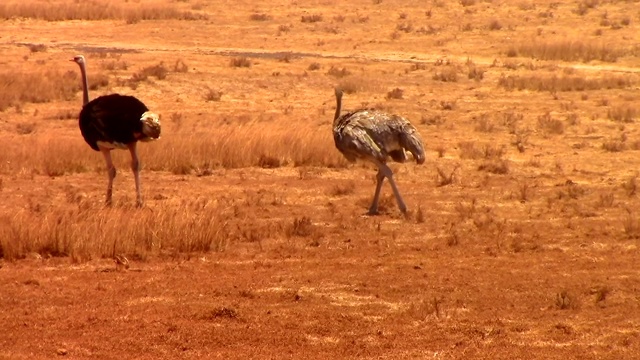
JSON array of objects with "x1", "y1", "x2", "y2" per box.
[
  {"x1": 333, "y1": 92, "x2": 342, "y2": 125},
  {"x1": 79, "y1": 62, "x2": 89, "y2": 106}
]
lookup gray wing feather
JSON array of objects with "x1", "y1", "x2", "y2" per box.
[{"x1": 333, "y1": 110, "x2": 425, "y2": 164}]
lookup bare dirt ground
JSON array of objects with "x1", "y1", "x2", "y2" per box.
[{"x1": 1, "y1": 0, "x2": 640, "y2": 359}]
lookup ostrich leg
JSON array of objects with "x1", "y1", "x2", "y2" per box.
[
  {"x1": 368, "y1": 169, "x2": 386, "y2": 215},
  {"x1": 128, "y1": 142, "x2": 143, "y2": 207},
  {"x1": 371, "y1": 162, "x2": 407, "y2": 214},
  {"x1": 100, "y1": 148, "x2": 116, "y2": 206}
]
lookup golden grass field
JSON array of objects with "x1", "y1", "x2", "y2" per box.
[{"x1": 1, "y1": 0, "x2": 640, "y2": 358}]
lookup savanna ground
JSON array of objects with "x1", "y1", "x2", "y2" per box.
[{"x1": 0, "y1": 0, "x2": 640, "y2": 358}]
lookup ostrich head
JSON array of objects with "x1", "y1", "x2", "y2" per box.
[
  {"x1": 70, "y1": 55, "x2": 86, "y2": 66},
  {"x1": 139, "y1": 112, "x2": 161, "y2": 141}
]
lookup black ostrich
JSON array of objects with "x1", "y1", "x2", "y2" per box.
[
  {"x1": 71, "y1": 55, "x2": 161, "y2": 207},
  {"x1": 333, "y1": 88, "x2": 425, "y2": 215}
]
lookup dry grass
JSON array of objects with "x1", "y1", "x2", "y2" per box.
[
  {"x1": 0, "y1": 120, "x2": 346, "y2": 176},
  {"x1": 507, "y1": 40, "x2": 627, "y2": 62},
  {"x1": 230, "y1": 57, "x2": 252, "y2": 68},
  {"x1": 498, "y1": 74, "x2": 633, "y2": 92},
  {"x1": 0, "y1": 1, "x2": 208, "y2": 21},
  {"x1": 0, "y1": 203, "x2": 232, "y2": 261},
  {"x1": 0, "y1": 69, "x2": 82, "y2": 111},
  {"x1": 607, "y1": 104, "x2": 638, "y2": 123},
  {"x1": 152, "y1": 122, "x2": 346, "y2": 171}
]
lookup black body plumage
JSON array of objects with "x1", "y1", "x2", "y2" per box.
[{"x1": 79, "y1": 94, "x2": 150, "y2": 151}]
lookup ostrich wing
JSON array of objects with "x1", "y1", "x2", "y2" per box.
[{"x1": 334, "y1": 110, "x2": 426, "y2": 164}]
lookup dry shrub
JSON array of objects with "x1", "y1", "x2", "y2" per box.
[
  {"x1": 602, "y1": 139, "x2": 626, "y2": 152},
  {"x1": 0, "y1": 1, "x2": 207, "y2": 21},
  {"x1": 555, "y1": 290, "x2": 579, "y2": 310},
  {"x1": 573, "y1": 0, "x2": 599, "y2": 16},
  {"x1": 623, "y1": 208, "x2": 640, "y2": 238},
  {"x1": 15, "y1": 122, "x2": 36, "y2": 135},
  {"x1": 277, "y1": 53, "x2": 294, "y2": 63},
  {"x1": 250, "y1": 13, "x2": 271, "y2": 21},
  {"x1": 336, "y1": 77, "x2": 367, "y2": 94},
  {"x1": 607, "y1": 104, "x2": 637, "y2": 123},
  {"x1": 407, "y1": 63, "x2": 427, "y2": 72},
  {"x1": 538, "y1": 112, "x2": 564, "y2": 135},
  {"x1": 204, "y1": 87, "x2": 223, "y2": 102},
  {"x1": 277, "y1": 24, "x2": 291, "y2": 33},
  {"x1": 488, "y1": 19, "x2": 502, "y2": 30},
  {"x1": 597, "y1": 192, "x2": 614, "y2": 208},
  {"x1": 436, "y1": 166, "x2": 459, "y2": 187},
  {"x1": 478, "y1": 159, "x2": 509, "y2": 174},
  {"x1": 432, "y1": 67, "x2": 458, "y2": 82},
  {"x1": 386, "y1": 88, "x2": 404, "y2": 99},
  {"x1": 286, "y1": 217, "x2": 314, "y2": 238},
  {"x1": 330, "y1": 182, "x2": 356, "y2": 196},
  {"x1": 301, "y1": 14, "x2": 322, "y2": 23},
  {"x1": 458, "y1": 142, "x2": 505, "y2": 160},
  {"x1": 506, "y1": 40, "x2": 624, "y2": 62},
  {"x1": 467, "y1": 64, "x2": 485, "y2": 81},
  {"x1": 307, "y1": 62, "x2": 321, "y2": 71},
  {"x1": 623, "y1": 176, "x2": 638, "y2": 197},
  {"x1": 230, "y1": 57, "x2": 252, "y2": 68},
  {"x1": 396, "y1": 23, "x2": 413, "y2": 33},
  {"x1": 326, "y1": 66, "x2": 351, "y2": 78},
  {"x1": 498, "y1": 74, "x2": 632, "y2": 92},
  {"x1": 28, "y1": 44, "x2": 47, "y2": 53},
  {"x1": 474, "y1": 114, "x2": 495, "y2": 133},
  {"x1": 131, "y1": 62, "x2": 169, "y2": 83},
  {"x1": 173, "y1": 59, "x2": 189, "y2": 73},
  {"x1": 101, "y1": 60, "x2": 128, "y2": 71}
]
